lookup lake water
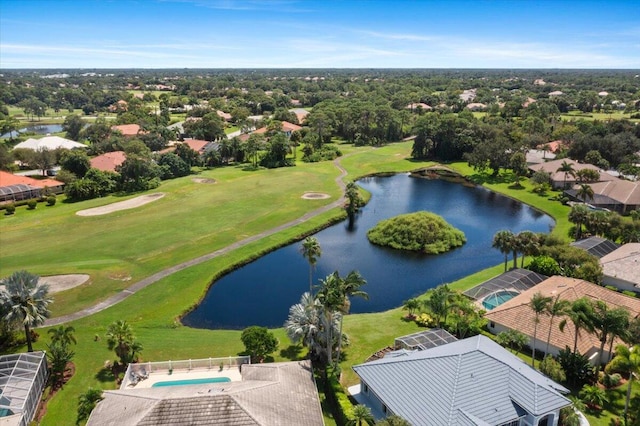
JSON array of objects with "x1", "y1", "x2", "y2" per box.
[
  {"x1": 1, "y1": 124, "x2": 63, "y2": 138},
  {"x1": 181, "y1": 173, "x2": 554, "y2": 329}
]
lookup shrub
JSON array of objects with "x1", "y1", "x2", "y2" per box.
[
  {"x1": 46, "y1": 195, "x2": 57, "y2": 206},
  {"x1": 240, "y1": 326, "x2": 278, "y2": 363},
  {"x1": 527, "y1": 255, "x2": 561, "y2": 276},
  {"x1": 540, "y1": 355, "x2": 566, "y2": 383},
  {"x1": 324, "y1": 367, "x2": 352, "y2": 425},
  {"x1": 4, "y1": 203, "x2": 15, "y2": 215},
  {"x1": 557, "y1": 347, "x2": 596, "y2": 388},
  {"x1": 414, "y1": 313, "x2": 435, "y2": 327},
  {"x1": 599, "y1": 372, "x2": 622, "y2": 389},
  {"x1": 27, "y1": 200, "x2": 37, "y2": 210}
]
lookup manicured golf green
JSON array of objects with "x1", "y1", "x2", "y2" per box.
[{"x1": 1, "y1": 141, "x2": 590, "y2": 425}]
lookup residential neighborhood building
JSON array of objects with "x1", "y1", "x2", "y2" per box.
[
  {"x1": 351, "y1": 335, "x2": 570, "y2": 426},
  {"x1": 570, "y1": 236, "x2": 619, "y2": 258},
  {"x1": 565, "y1": 179, "x2": 640, "y2": 213},
  {"x1": 13, "y1": 135, "x2": 86, "y2": 151},
  {"x1": 600, "y1": 243, "x2": 640, "y2": 293},
  {"x1": 111, "y1": 124, "x2": 142, "y2": 138},
  {"x1": 526, "y1": 149, "x2": 556, "y2": 165},
  {"x1": 528, "y1": 158, "x2": 616, "y2": 189},
  {"x1": 89, "y1": 151, "x2": 126, "y2": 173},
  {"x1": 485, "y1": 276, "x2": 640, "y2": 362},
  {"x1": 0, "y1": 171, "x2": 64, "y2": 203},
  {"x1": 253, "y1": 120, "x2": 301, "y2": 138},
  {"x1": 87, "y1": 360, "x2": 324, "y2": 426}
]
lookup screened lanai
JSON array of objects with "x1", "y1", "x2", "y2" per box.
[
  {"x1": 570, "y1": 236, "x2": 619, "y2": 258},
  {"x1": 0, "y1": 352, "x2": 48, "y2": 426},
  {"x1": 463, "y1": 268, "x2": 548, "y2": 309},
  {"x1": 394, "y1": 328, "x2": 458, "y2": 351}
]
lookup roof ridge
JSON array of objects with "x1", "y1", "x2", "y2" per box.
[{"x1": 446, "y1": 353, "x2": 463, "y2": 425}]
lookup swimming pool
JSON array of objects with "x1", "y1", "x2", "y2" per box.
[
  {"x1": 482, "y1": 290, "x2": 519, "y2": 310},
  {"x1": 152, "y1": 377, "x2": 231, "y2": 387}
]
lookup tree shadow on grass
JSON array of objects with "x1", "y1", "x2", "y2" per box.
[
  {"x1": 95, "y1": 367, "x2": 116, "y2": 383},
  {"x1": 280, "y1": 344, "x2": 304, "y2": 361}
]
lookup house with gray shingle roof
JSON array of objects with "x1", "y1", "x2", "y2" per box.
[
  {"x1": 351, "y1": 335, "x2": 570, "y2": 426},
  {"x1": 87, "y1": 360, "x2": 324, "y2": 426}
]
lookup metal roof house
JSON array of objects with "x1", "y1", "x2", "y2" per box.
[{"x1": 351, "y1": 335, "x2": 570, "y2": 426}]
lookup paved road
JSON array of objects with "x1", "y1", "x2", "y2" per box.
[{"x1": 43, "y1": 156, "x2": 352, "y2": 326}]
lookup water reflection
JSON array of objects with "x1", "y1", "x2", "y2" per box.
[{"x1": 182, "y1": 174, "x2": 554, "y2": 329}]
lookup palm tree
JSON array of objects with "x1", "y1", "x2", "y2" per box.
[
  {"x1": 316, "y1": 272, "x2": 345, "y2": 366},
  {"x1": 402, "y1": 298, "x2": 421, "y2": 319},
  {"x1": 345, "y1": 182, "x2": 363, "y2": 226},
  {"x1": 347, "y1": 404, "x2": 375, "y2": 426},
  {"x1": 336, "y1": 271, "x2": 368, "y2": 366},
  {"x1": 76, "y1": 388, "x2": 103, "y2": 425},
  {"x1": 284, "y1": 292, "x2": 323, "y2": 359},
  {"x1": 569, "y1": 204, "x2": 590, "y2": 240},
  {"x1": 424, "y1": 284, "x2": 456, "y2": 328},
  {"x1": 46, "y1": 340, "x2": 75, "y2": 387},
  {"x1": 545, "y1": 295, "x2": 570, "y2": 355},
  {"x1": 106, "y1": 320, "x2": 137, "y2": 366},
  {"x1": 579, "y1": 384, "x2": 607, "y2": 410},
  {"x1": 0, "y1": 270, "x2": 52, "y2": 352},
  {"x1": 592, "y1": 301, "x2": 630, "y2": 374},
  {"x1": 516, "y1": 231, "x2": 539, "y2": 268},
  {"x1": 576, "y1": 183, "x2": 595, "y2": 204},
  {"x1": 559, "y1": 297, "x2": 595, "y2": 354},
  {"x1": 48, "y1": 325, "x2": 77, "y2": 346},
  {"x1": 300, "y1": 237, "x2": 322, "y2": 293},
  {"x1": 556, "y1": 160, "x2": 576, "y2": 189},
  {"x1": 609, "y1": 344, "x2": 640, "y2": 426},
  {"x1": 492, "y1": 230, "x2": 515, "y2": 272},
  {"x1": 529, "y1": 292, "x2": 552, "y2": 367}
]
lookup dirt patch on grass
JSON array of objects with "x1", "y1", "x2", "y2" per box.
[
  {"x1": 301, "y1": 192, "x2": 330, "y2": 200},
  {"x1": 76, "y1": 193, "x2": 165, "y2": 216},
  {"x1": 0, "y1": 274, "x2": 90, "y2": 294},
  {"x1": 192, "y1": 177, "x2": 216, "y2": 184}
]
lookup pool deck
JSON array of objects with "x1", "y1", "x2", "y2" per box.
[{"x1": 126, "y1": 366, "x2": 243, "y2": 389}]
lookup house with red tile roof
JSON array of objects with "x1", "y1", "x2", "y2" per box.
[
  {"x1": 216, "y1": 110, "x2": 232, "y2": 121},
  {"x1": 111, "y1": 124, "x2": 142, "y2": 138},
  {"x1": 0, "y1": 171, "x2": 64, "y2": 203},
  {"x1": 485, "y1": 275, "x2": 640, "y2": 363},
  {"x1": 253, "y1": 121, "x2": 301, "y2": 137},
  {"x1": 90, "y1": 151, "x2": 127, "y2": 173}
]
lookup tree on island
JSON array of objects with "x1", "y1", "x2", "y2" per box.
[{"x1": 367, "y1": 211, "x2": 466, "y2": 254}]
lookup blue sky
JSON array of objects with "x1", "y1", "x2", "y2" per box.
[{"x1": 1, "y1": 0, "x2": 639, "y2": 69}]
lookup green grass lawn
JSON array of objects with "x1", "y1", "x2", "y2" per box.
[{"x1": 3, "y1": 141, "x2": 626, "y2": 425}]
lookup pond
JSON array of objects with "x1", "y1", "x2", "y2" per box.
[
  {"x1": 181, "y1": 173, "x2": 554, "y2": 330},
  {"x1": 1, "y1": 124, "x2": 64, "y2": 138}
]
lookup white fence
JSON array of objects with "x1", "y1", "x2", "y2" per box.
[{"x1": 121, "y1": 356, "x2": 251, "y2": 389}]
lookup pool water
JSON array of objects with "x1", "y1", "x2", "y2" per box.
[
  {"x1": 482, "y1": 290, "x2": 519, "y2": 310},
  {"x1": 152, "y1": 377, "x2": 231, "y2": 387}
]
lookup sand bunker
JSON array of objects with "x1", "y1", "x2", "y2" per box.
[
  {"x1": 301, "y1": 192, "x2": 330, "y2": 200},
  {"x1": 192, "y1": 178, "x2": 216, "y2": 184},
  {"x1": 76, "y1": 193, "x2": 165, "y2": 216},
  {"x1": 0, "y1": 274, "x2": 90, "y2": 294}
]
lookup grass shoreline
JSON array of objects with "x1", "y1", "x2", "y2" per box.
[{"x1": 4, "y1": 141, "x2": 613, "y2": 425}]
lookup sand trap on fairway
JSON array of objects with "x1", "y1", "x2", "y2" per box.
[
  {"x1": 301, "y1": 192, "x2": 330, "y2": 200},
  {"x1": 0, "y1": 274, "x2": 90, "y2": 294},
  {"x1": 192, "y1": 178, "x2": 216, "y2": 184},
  {"x1": 76, "y1": 193, "x2": 165, "y2": 216}
]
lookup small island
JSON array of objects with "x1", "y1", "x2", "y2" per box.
[{"x1": 367, "y1": 211, "x2": 466, "y2": 254}]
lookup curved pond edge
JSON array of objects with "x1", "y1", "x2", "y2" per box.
[{"x1": 178, "y1": 165, "x2": 560, "y2": 327}]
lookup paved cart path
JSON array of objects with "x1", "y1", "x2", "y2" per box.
[{"x1": 44, "y1": 156, "x2": 353, "y2": 327}]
